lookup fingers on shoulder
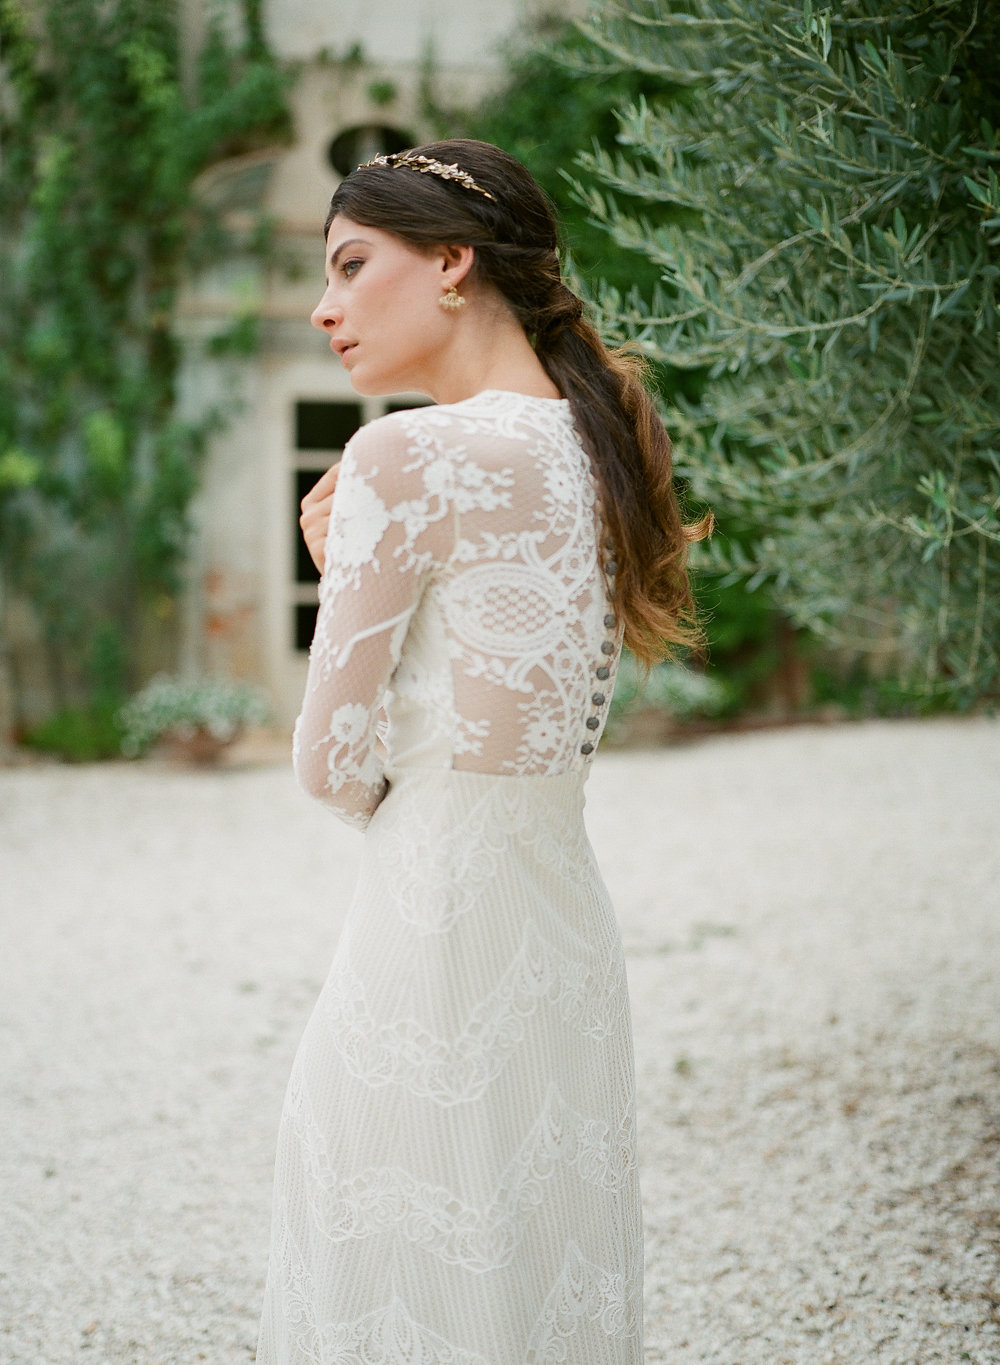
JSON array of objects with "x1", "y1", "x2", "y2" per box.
[{"x1": 304, "y1": 462, "x2": 341, "y2": 503}]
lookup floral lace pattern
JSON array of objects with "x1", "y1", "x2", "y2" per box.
[
  {"x1": 292, "y1": 392, "x2": 620, "y2": 827},
  {"x1": 266, "y1": 1211, "x2": 491, "y2": 1365}
]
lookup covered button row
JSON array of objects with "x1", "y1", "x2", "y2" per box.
[{"x1": 581, "y1": 597, "x2": 618, "y2": 756}]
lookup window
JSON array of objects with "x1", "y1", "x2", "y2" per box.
[
  {"x1": 291, "y1": 400, "x2": 362, "y2": 649},
  {"x1": 291, "y1": 397, "x2": 428, "y2": 651},
  {"x1": 327, "y1": 124, "x2": 414, "y2": 178}
]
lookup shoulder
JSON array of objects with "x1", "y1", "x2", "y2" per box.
[
  {"x1": 345, "y1": 396, "x2": 516, "y2": 459},
  {"x1": 340, "y1": 407, "x2": 454, "y2": 501},
  {"x1": 324, "y1": 409, "x2": 459, "y2": 572},
  {"x1": 342, "y1": 398, "x2": 518, "y2": 490},
  {"x1": 343, "y1": 406, "x2": 436, "y2": 465}
]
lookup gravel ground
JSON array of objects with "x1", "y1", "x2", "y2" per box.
[{"x1": 1, "y1": 717, "x2": 998, "y2": 1365}]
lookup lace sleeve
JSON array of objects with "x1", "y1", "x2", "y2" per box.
[{"x1": 292, "y1": 414, "x2": 455, "y2": 828}]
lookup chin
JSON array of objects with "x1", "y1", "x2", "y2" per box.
[
  {"x1": 346, "y1": 367, "x2": 395, "y2": 398},
  {"x1": 350, "y1": 371, "x2": 431, "y2": 402}
]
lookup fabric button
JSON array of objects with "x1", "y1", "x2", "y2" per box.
[
  {"x1": 585, "y1": 716, "x2": 600, "y2": 731},
  {"x1": 592, "y1": 692, "x2": 606, "y2": 706},
  {"x1": 596, "y1": 666, "x2": 610, "y2": 680},
  {"x1": 603, "y1": 614, "x2": 616, "y2": 628},
  {"x1": 580, "y1": 741, "x2": 594, "y2": 755},
  {"x1": 605, "y1": 560, "x2": 618, "y2": 575},
  {"x1": 601, "y1": 640, "x2": 614, "y2": 655}
]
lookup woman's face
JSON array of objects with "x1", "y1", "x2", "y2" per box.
[{"x1": 311, "y1": 216, "x2": 459, "y2": 396}]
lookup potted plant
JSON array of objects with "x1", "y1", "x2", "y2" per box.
[{"x1": 118, "y1": 675, "x2": 271, "y2": 764}]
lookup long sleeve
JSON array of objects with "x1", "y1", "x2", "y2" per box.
[{"x1": 292, "y1": 413, "x2": 455, "y2": 828}]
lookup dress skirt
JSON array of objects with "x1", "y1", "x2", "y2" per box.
[{"x1": 257, "y1": 765, "x2": 643, "y2": 1365}]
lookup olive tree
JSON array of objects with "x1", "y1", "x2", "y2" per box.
[{"x1": 576, "y1": 0, "x2": 1000, "y2": 703}]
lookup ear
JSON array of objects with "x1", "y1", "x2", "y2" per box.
[{"x1": 437, "y1": 243, "x2": 474, "y2": 290}]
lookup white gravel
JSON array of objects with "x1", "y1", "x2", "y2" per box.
[{"x1": 1, "y1": 717, "x2": 998, "y2": 1364}]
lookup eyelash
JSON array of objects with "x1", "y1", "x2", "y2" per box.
[{"x1": 339, "y1": 258, "x2": 363, "y2": 279}]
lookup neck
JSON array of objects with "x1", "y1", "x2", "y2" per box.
[{"x1": 423, "y1": 303, "x2": 562, "y2": 405}]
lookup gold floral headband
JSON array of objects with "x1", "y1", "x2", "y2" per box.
[{"x1": 357, "y1": 151, "x2": 496, "y2": 202}]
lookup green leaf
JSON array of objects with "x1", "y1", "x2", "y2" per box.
[{"x1": 0, "y1": 448, "x2": 42, "y2": 492}]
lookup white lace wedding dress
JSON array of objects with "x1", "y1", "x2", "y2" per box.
[{"x1": 257, "y1": 390, "x2": 642, "y2": 1365}]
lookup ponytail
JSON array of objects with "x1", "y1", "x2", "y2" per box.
[{"x1": 536, "y1": 314, "x2": 711, "y2": 666}]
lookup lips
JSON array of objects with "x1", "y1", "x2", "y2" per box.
[{"x1": 330, "y1": 338, "x2": 357, "y2": 363}]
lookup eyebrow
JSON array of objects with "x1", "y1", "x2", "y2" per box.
[{"x1": 327, "y1": 237, "x2": 371, "y2": 276}]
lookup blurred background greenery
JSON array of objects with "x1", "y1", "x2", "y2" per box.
[{"x1": 2, "y1": 0, "x2": 997, "y2": 760}]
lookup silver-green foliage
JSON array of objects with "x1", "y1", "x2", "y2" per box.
[
  {"x1": 118, "y1": 675, "x2": 270, "y2": 755},
  {"x1": 576, "y1": 0, "x2": 1000, "y2": 701}
]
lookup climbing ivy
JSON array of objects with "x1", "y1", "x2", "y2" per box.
[{"x1": 0, "y1": 0, "x2": 290, "y2": 727}]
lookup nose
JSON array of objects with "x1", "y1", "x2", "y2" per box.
[{"x1": 311, "y1": 285, "x2": 342, "y2": 332}]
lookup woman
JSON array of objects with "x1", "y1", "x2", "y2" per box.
[{"x1": 257, "y1": 139, "x2": 706, "y2": 1365}]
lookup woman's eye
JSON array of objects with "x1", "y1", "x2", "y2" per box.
[{"x1": 340, "y1": 258, "x2": 363, "y2": 279}]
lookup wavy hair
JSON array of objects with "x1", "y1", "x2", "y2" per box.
[{"x1": 325, "y1": 139, "x2": 710, "y2": 665}]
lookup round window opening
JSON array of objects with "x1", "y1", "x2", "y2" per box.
[{"x1": 327, "y1": 125, "x2": 413, "y2": 178}]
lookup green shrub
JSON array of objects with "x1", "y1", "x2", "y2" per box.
[{"x1": 22, "y1": 703, "x2": 126, "y2": 762}]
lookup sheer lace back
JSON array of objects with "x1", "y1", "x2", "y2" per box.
[{"x1": 293, "y1": 390, "x2": 621, "y2": 828}]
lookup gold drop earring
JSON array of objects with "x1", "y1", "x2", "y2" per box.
[{"x1": 439, "y1": 284, "x2": 466, "y2": 311}]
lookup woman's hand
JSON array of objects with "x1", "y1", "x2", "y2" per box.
[{"x1": 300, "y1": 462, "x2": 341, "y2": 575}]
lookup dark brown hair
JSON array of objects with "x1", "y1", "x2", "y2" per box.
[{"x1": 325, "y1": 139, "x2": 710, "y2": 664}]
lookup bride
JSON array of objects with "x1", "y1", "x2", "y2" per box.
[{"x1": 257, "y1": 138, "x2": 707, "y2": 1365}]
